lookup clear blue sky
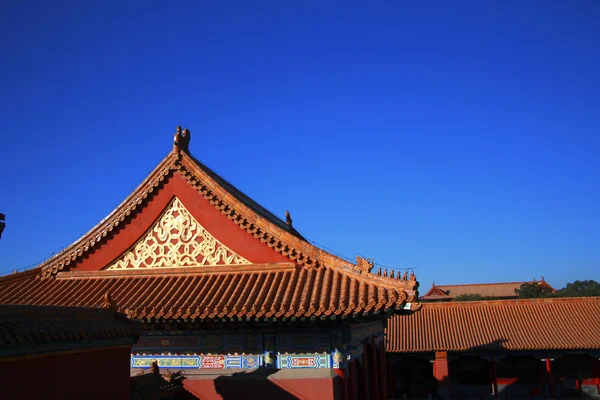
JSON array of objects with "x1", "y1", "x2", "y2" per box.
[{"x1": 1, "y1": 1, "x2": 598, "y2": 290}]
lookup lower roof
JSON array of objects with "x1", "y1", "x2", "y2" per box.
[
  {"x1": 0, "y1": 305, "x2": 140, "y2": 357},
  {"x1": 386, "y1": 297, "x2": 600, "y2": 353},
  {"x1": 0, "y1": 263, "x2": 417, "y2": 321}
]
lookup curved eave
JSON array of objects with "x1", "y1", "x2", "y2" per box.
[
  {"x1": 32, "y1": 148, "x2": 417, "y2": 295},
  {"x1": 38, "y1": 151, "x2": 179, "y2": 278},
  {"x1": 1, "y1": 264, "x2": 417, "y2": 322}
]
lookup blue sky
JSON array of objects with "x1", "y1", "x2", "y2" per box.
[{"x1": 0, "y1": 1, "x2": 598, "y2": 290}]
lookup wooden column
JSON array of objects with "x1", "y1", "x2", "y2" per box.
[
  {"x1": 388, "y1": 359, "x2": 396, "y2": 399},
  {"x1": 489, "y1": 356, "x2": 498, "y2": 398},
  {"x1": 369, "y1": 338, "x2": 380, "y2": 400},
  {"x1": 378, "y1": 343, "x2": 388, "y2": 400},
  {"x1": 334, "y1": 367, "x2": 346, "y2": 400},
  {"x1": 343, "y1": 363, "x2": 352, "y2": 400},
  {"x1": 347, "y1": 359, "x2": 358, "y2": 400},
  {"x1": 546, "y1": 357, "x2": 556, "y2": 398},
  {"x1": 594, "y1": 358, "x2": 600, "y2": 395},
  {"x1": 361, "y1": 343, "x2": 371, "y2": 400},
  {"x1": 434, "y1": 351, "x2": 450, "y2": 399}
]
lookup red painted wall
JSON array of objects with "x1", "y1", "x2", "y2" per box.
[
  {"x1": 74, "y1": 173, "x2": 289, "y2": 272},
  {"x1": 182, "y1": 375, "x2": 338, "y2": 400},
  {"x1": 0, "y1": 346, "x2": 132, "y2": 400}
]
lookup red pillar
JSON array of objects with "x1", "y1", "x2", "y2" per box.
[
  {"x1": 594, "y1": 358, "x2": 600, "y2": 395},
  {"x1": 334, "y1": 367, "x2": 346, "y2": 400},
  {"x1": 347, "y1": 359, "x2": 357, "y2": 400},
  {"x1": 434, "y1": 351, "x2": 450, "y2": 399},
  {"x1": 388, "y1": 359, "x2": 396, "y2": 399},
  {"x1": 352, "y1": 359, "x2": 360, "y2": 400},
  {"x1": 489, "y1": 357, "x2": 498, "y2": 398},
  {"x1": 369, "y1": 338, "x2": 380, "y2": 400},
  {"x1": 343, "y1": 363, "x2": 352, "y2": 400},
  {"x1": 378, "y1": 343, "x2": 388, "y2": 400},
  {"x1": 546, "y1": 357, "x2": 556, "y2": 398},
  {"x1": 361, "y1": 344, "x2": 371, "y2": 400}
]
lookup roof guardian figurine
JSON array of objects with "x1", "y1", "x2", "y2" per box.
[
  {"x1": 173, "y1": 125, "x2": 191, "y2": 153},
  {"x1": 0, "y1": 213, "x2": 5, "y2": 239}
]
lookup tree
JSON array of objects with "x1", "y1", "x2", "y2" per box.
[
  {"x1": 454, "y1": 294, "x2": 497, "y2": 302},
  {"x1": 515, "y1": 282, "x2": 554, "y2": 299},
  {"x1": 553, "y1": 280, "x2": 600, "y2": 297}
]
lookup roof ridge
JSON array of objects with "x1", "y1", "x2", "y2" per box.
[
  {"x1": 436, "y1": 280, "x2": 534, "y2": 287},
  {"x1": 56, "y1": 263, "x2": 298, "y2": 278},
  {"x1": 0, "y1": 268, "x2": 41, "y2": 283},
  {"x1": 38, "y1": 151, "x2": 179, "y2": 277},
  {"x1": 422, "y1": 296, "x2": 600, "y2": 308},
  {"x1": 187, "y1": 152, "x2": 305, "y2": 239}
]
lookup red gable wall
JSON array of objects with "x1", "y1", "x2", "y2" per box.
[{"x1": 73, "y1": 172, "x2": 289, "y2": 272}]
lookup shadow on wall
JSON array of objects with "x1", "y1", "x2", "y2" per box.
[
  {"x1": 467, "y1": 338, "x2": 509, "y2": 352},
  {"x1": 131, "y1": 371, "x2": 185, "y2": 399},
  {"x1": 392, "y1": 339, "x2": 600, "y2": 399},
  {"x1": 213, "y1": 369, "x2": 298, "y2": 400}
]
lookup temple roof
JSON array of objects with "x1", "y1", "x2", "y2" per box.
[
  {"x1": 386, "y1": 297, "x2": 600, "y2": 352},
  {"x1": 421, "y1": 278, "x2": 554, "y2": 301},
  {"x1": 0, "y1": 128, "x2": 419, "y2": 321},
  {"x1": 0, "y1": 264, "x2": 416, "y2": 321}
]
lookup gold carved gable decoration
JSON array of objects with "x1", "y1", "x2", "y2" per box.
[{"x1": 106, "y1": 197, "x2": 251, "y2": 269}]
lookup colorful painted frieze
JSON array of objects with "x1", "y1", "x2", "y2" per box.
[
  {"x1": 277, "y1": 354, "x2": 329, "y2": 369},
  {"x1": 130, "y1": 355, "x2": 262, "y2": 369},
  {"x1": 131, "y1": 355, "x2": 201, "y2": 369}
]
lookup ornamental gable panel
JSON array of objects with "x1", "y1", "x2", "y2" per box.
[{"x1": 106, "y1": 197, "x2": 250, "y2": 270}]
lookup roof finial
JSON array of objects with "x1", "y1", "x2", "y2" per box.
[
  {"x1": 173, "y1": 125, "x2": 191, "y2": 153},
  {"x1": 355, "y1": 255, "x2": 375, "y2": 275},
  {"x1": 103, "y1": 292, "x2": 117, "y2": 310},
  {"x1": 0, "y1": 213, "x2": 5, "y2": 239},
  {"x1": 285, "y1": 210, "x2": 293, "y2": 227}
]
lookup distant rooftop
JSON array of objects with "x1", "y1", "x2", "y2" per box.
[
  {"x1": 388, "y1": 296, "x2": 600, "y2": 352},
  {"x1": 421, "y1": 278, "x2": 554, "y2": 301}
]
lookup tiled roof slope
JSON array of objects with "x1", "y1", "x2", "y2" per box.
[
  {"x1": 31, "y1": 144, "x2": 415, "y2": 290},
  {"x1": 421, "y1": 279, "x2": 554, "y2": 300},
  {"x1": 1, "y1": 132, "x2": 418, "y2": 320},
  {"x1": 188, "y1": 154, "x2": 306, "y2": 240},
  {"x1": 387, "y1": 297, "x2": 600, "y2": 352},
  {"x1": 0, "y1": 305, "x2": 140, "y2": 356},
  {"x1": 0, "y1": 264, "x2": 419, "y2": 321}
]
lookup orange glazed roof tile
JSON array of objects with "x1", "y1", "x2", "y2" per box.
[
  {"x1": 386, "y1": 297, "x2": 600, "y2": 353},
  {"x1": 0, "y1": 264, "x2": 418, "y2": 321}
]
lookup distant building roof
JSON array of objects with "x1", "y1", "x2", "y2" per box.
[
  {"x1": 387, "y1": 296, "x2": 600, "y2": 353},
  {"x1": 421, "y1": 278, "x2": 554, "y2": 301}
]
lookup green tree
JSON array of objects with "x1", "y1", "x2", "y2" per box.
[
  {"x1": 515, "y1": 282, "x2": 554, "y2": 299},
  {"x1": 454, "y1": 294, "x2": 497, "y2": 302},
  {"x1": 554, "y1": 280, "x2": 600, "y2": 297}
]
